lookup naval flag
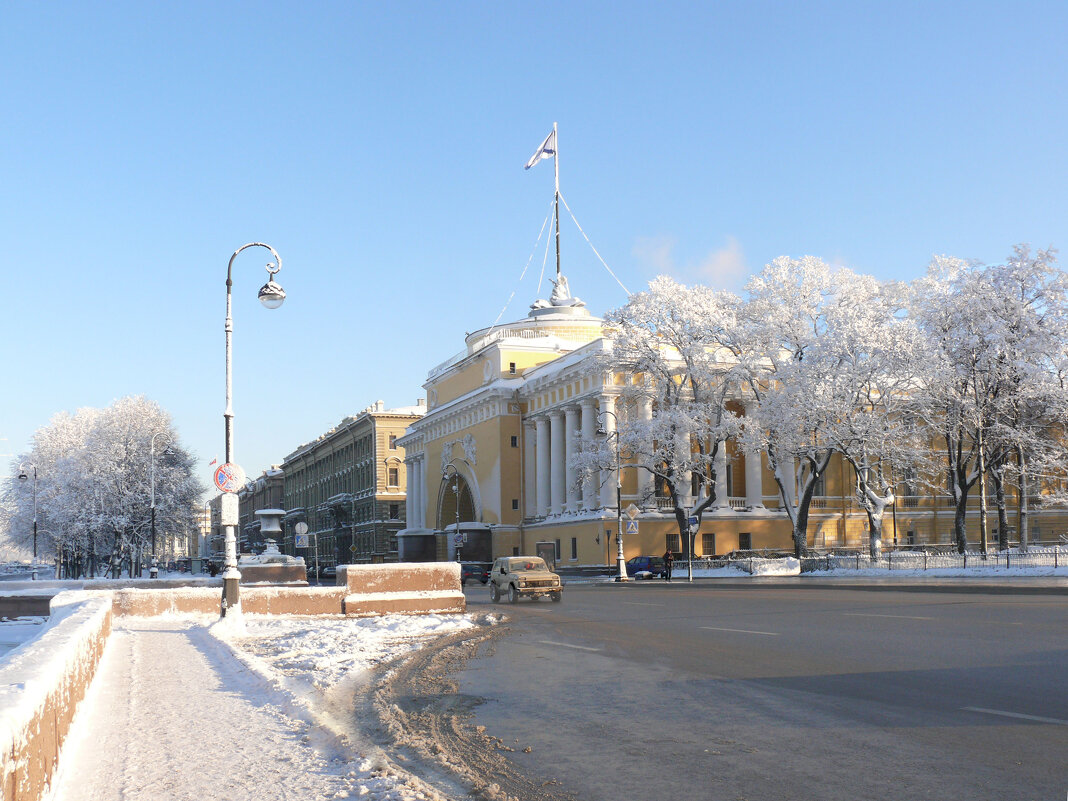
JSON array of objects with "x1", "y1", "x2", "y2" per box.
[{"x1": 524, "y1": 129, "x2": 557, "y2": 169}]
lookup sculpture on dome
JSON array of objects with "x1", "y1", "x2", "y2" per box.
[{"x1": 530, "y1": 272, "x2": 586, "y2": 310}]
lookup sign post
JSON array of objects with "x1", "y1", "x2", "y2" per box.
[
  {"x1": 214, "y1": 462, "x2": 246, "y2": 616},
  {"x1": 686, "y1": 514, "x2": 700, "y2": 582},
  {"x1": 294, "y1": 521, "x2": 318, "y2": 583}
]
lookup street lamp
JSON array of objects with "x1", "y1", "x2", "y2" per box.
[
  {"x1": 149, "y1": 431, "x2": 171, "y2": 562},
  {"x1": 441, "y1": 458, "x2": 470, "y2": 561},
  {"x1": 596, "y1": 413, "x2": 629, "y2": 582},
  {"x1": 17, "y1": 463, "x2": 38, "y2": 580},
  {"x1": 221, "y1": 242, "x2": 286, "y2": 616}
]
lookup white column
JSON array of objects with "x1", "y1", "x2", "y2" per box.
[
  {"x1": 745, "y1": 447, "x2": 765, "y2": 509},
  {"x1": 536, "y1": 417, "x2": 550, "y2": 517},
  {"x1": 415, "y1": 457, "x2": 425, "y2": 528},
  {"x1": 550, "y1": 410, "x2": 566, "y2": 515},
  {"x1": 599, "y1": 395, "x2": 617, "y2": 510},
  {"x1": 523, "y1": 420, "x2": 537, "y2": 518},
  {"x1": 404, "y1": 459, "x2": 415, "y2": 526},
  {"x1": 637, "y1": 397, "x2": 655, "y2": 507},
  {"x1": 580, "y1": 399, "x2": 598, "y2": 510},
  {"x1": 408, "y1": 460, "x2": 419, "y2": 528},
  {"x1": 565, "y1": 406, "x2": 580, "y2": 513},
  {"x1": 712, "y1": 442, "x2": 729, "y2": 509}
]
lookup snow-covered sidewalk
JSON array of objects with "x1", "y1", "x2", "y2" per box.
[{"x1": 45, "y1": 614, "x2": 487, "y2": 801}]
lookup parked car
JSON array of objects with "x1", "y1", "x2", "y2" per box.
[
  {"x1": 488, "y1": 556, "x2": 562, "y2": 603},
  {"x1": 625, "y1": 555, "x2": 666, "y2": 579},
  {"x1": 460, "y1": 561, "x2": 491, "y2": 586},
  {"x1": 317, "y1": 565, "x2": 337, "y2": 582}
]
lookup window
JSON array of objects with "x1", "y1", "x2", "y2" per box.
[
  {"x1": 739, "y1": 532, "x2": 752, "y2": 550},
  {"x1": 666, "y1": 532, "x2": 680, "y2": 553},
  {"x1": 570, "y1": 537, "x2": 577, "y2": 560},
  {"x1": 702, "y1": 532, "x2": 716, "y2": 556},
  {"x1": 509, "y1": 362, "x2": 517, "y2": 374},
  {"x1": 900, "y1": 467, "x2": 917, "y2": 498},
  {"x1": 388, "y1": 434, "x2": 397, "y2": 449},
  {"x1": 907, "y1": 530, "x2": 916, "y2": 545},
  {"x1": 389, "y1": 503, "x2": 399, "y2": 520},
  {"x1": 510, "y1": 435, "x2": 519, "y2": 448},
  {"x1": 388, "y1": 467, "x2": 399, "y2": 486},
  {"x1": 554, "y1": 539, "x2": 561, "y2": 560},
  {"x1": 512, "y1": 546, "x2": 520, "y2": 556},
  {"x1": 725, "y1": 463, "x2": 733, "y2": 497},
  {"x1": 512, "y1": 498, "x2": 519, "y2": 510}
]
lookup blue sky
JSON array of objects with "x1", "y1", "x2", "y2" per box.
[{"x1": 2, "y1": 1, "x2": 1066, "y2": 495}]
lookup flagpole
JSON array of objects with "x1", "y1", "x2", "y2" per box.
[{"x1": 553, "y1": 121, "x2": 561, "y2": 280}]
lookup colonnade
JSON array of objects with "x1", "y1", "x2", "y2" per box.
[{"x1": 522, "y1": 395, "x2": 767, "y2": 519}]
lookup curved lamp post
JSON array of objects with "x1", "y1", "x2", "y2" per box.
[
  {"x1": 221, "y1": 242, "x2": 286, "y2": 616},
  {"x1": 149, "y1": 431, "x2": 171, "y2": 562},
  {"x1": 596, "y1": 413, "x2": 629, "y2": 582},
  {"x1": 17, "y1": 463, "x2": 38, "y2": 580},
  {"x1": 441, "y1": 458, "x2": 471, "y2": 561}
]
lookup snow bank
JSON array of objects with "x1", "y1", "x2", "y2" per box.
[
  {"x1": 0, "y1": 592, "x2": 112, "y2": 801},
  {"x1": 749, "y1": 557, "x2": 801, "y2": 576}
]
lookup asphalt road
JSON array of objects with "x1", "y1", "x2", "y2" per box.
[{"x1": 457, "y1": 579, "x2": 1068, "y2": 801}]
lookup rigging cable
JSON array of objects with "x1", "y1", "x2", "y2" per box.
[
  {"x1": 484, "y1": 197, "x2": 555, "y2": 336},
  {"x1": 558, "y1": 190, "x2": 632, "y2": 297}
]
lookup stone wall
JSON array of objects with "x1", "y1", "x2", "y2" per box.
[{"x1": 0, "y1": 593, "x2": 112, "y2": 801}]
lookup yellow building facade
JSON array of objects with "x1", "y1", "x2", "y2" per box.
[{"x1": 398, "y1": 282, "x2": 1067, "y2": 566}]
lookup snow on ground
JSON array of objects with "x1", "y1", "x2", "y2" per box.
[
  {"x1": 46, "y1": 611, "x2": 497, "y2": 801},
  {"x1": 591, "y1": 560, "x2": 1068, "y2": 581},
  {"x1": 807, "y1": 564, "x2": 1068, "y2": 578}
]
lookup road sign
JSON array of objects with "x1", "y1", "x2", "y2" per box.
[
  {"x1": 625, "y1": 503, "x2": 641, "y2": 520},
  {"x1": 454, "y1": 532, "x2": 464, "y2": 547},
  {"x1": 295, "y1": 533, "x2": 308, "y2": 548},
  {"x1": 688, "y1": 515, "x2": 699, "y2": 528},
  {"x1": 625, "y1": 520, "x2": 639, "y2": 535},
  {"x1": 294, "y1": 522, "x2": 309, "y2": 536},
  {"x1": 213, "y1": 462, "x2": 246, "y2": 493}
]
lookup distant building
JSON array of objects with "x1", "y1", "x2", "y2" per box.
[
  {"x1": 192, "y1": 503, "x2": 212, "y2": 558},
  {"x1": 237, "y1": 467, "x2": 285, "y2": 553},
  {"x1": 281, "y1": 400, "x2": 424, "y2": 568}
]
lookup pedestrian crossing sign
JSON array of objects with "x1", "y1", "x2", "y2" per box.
[{"x1": 625, "y1": 520, "x2": 639, "y2": 535}]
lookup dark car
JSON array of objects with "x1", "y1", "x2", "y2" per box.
[
  {"x1": 316, "y1": 565, "x2": 337, "y2": 583},
  {"x1": 460, "y1": 561, "x2": 491, "y2": 586},
  {"x1": 626, "y1": 555, "x2": 666, "y2": 579}
]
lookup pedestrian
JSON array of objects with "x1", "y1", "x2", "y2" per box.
[
  {"x1": 663, "y1": 548, "x2": 674, "y2": 581},
  {"x1": 208, "y1": 561, "x2": 219, "y2": 578}
]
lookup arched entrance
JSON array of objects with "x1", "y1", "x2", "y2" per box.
[{"x1": 437, "y1": 472, "x2": 478, "y2": 529}]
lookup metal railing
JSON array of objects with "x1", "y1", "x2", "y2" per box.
[{"x1": 800, "y1": 546, "x2": 1063, "y2": 573}]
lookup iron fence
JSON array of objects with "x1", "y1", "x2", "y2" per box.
[{"x1": 800, "y1": 546, "x2": 1063, "y2": 573}]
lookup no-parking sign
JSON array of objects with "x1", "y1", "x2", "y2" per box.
[{"x1": 213, "y1": 462, "x2": 246, "y2": 493}]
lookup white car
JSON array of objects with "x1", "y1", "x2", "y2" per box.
[{"x1": 488, "y1": 556, "x2": 562, "y2": 603}]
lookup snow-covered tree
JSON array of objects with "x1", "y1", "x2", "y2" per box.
[
  {"x1": 3, "y1": 396, "x2": 204, "y2": 576},
  {"x1": 736, "y1": 257, "x2": 927, "y2": 558},
  {"x1": 971, "y1": 246, "x2": 1068, "y2": 551},
  {"x1": 910, "y1": 248, "x2": 1068, "y2": 553},
  {"x1": 593, "y1": 277, "x2": 743, "y2": 566},
  {"x1": 734, "y1": 257, "x2": 843, "y2": 557},
  {"x1": 819, "y1": 275, "x2": 927, "y2": 558}
]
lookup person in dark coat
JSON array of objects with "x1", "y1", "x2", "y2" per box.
[{"x1": 663, "y1": 549, "x2": 674, "y2": 581}]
